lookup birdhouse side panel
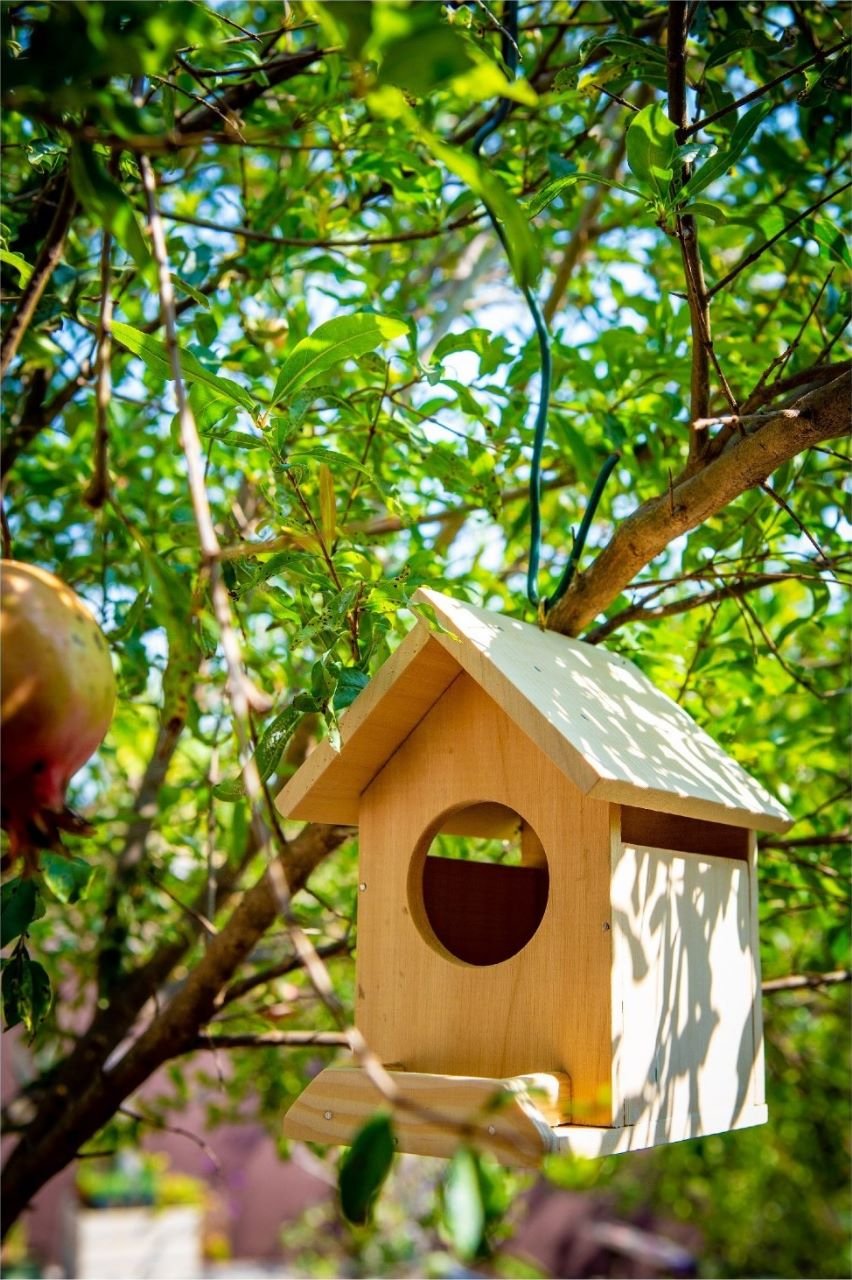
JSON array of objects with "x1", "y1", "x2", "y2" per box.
[
  {"x1": 611, "y1": 832, "x2": 764, "y2": 1142},
  {"x1": 355, "y1": 672, "x2": 616, "y2": 1125}
]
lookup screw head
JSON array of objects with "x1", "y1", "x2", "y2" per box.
[
  {"x1": 602, "y1": 921, "x2": 611, "y2": 932},
  {"x1": 323, "y1": 1110, "x2": 333, "y2": 1120},
  {"x1": 487, "y1": 1125, "x2": 496, "y2": 1136},
  {"x1": 358, "y1": 882, "x2": 367, "y2": 892}
]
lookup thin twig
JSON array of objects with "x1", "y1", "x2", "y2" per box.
[
  {"x1": 707, "y1": 181, "x2": 852, "y2": 300},
  {"x1": 83, "y1": 228, "x2": 114, "y2": 509},
  {"x1": 682, "y1": 36, "x2": 852, "y2": 139},
  {"x1": 160, "y1": 208, "x2": 484, "y2": 251},
  {"x1": 0, "y1": 171, "x2": 77, "y2": 379},
  {"x1": 762, "y1": 969, "x2": 851, "y2": 994}
]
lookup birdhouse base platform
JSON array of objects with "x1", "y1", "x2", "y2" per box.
[{"x1": 283, "y1": 1066, "x2": 768, "y2": 1167}]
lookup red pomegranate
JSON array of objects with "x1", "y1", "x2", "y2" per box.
[{"x1": 1, "y1": 560, "x2": 115, "y2": 867}]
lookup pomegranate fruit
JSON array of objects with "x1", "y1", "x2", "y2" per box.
[{"x1": 1, "y1": 560, "x2": 115, "y2": 867}]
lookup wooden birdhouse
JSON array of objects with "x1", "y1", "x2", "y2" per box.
[{"x1": 278, "y1": 590, "x2": 792, "y2": 1166}]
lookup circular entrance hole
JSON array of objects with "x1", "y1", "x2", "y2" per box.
[{"x1": 410, "y1": 803, "x2": 549, "y2": 967}]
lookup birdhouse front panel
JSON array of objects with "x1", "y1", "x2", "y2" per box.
[{"x1": 355, "y1": 670, "x2": 617, "y2": 1127}]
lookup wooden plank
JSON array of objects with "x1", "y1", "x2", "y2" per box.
[
  {"x1": 551, "y1": 1104, "x2": 768, "y2": 1159},
  {"x1": 357, "y1": 673, "x2": 616, "y2": 1125},
  {"x1": 283, "y1": 1067, "x2": 570, "y2": 1167},
  {"x1": 275, "y1": 627, "x2": 459, "y2": 824},
  {"x1": 415, "y1": 589, "x2": 793, "y2": 833},
  {"x1": 610, "y1": 840, "x2": 762, "y2": 1135}
]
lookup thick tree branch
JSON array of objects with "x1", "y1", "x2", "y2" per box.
[{"x1": 545, "y1": 371, "x2": 851, "y2": 636}]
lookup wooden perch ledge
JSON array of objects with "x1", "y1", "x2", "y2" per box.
[{"x1": 546, "y1": 370, "x2": 852, "y2": 638}]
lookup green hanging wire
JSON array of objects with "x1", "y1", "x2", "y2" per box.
[{"x1": 470, "y1": 0, "x2": 620, "y2": 618}]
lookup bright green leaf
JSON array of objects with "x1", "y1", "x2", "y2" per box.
[
  {"x1": 111, "y1": 320, "x2": 255, "y2": 413},
  {"x1": 1, "y1": 878, "x2": 41, "y2": 947},
  {"x1": 272, "y1": 313, "x2": 407, "y2": 407},
  {"x1": 442, "y1": 1147, "x2": 487, "y2": 1260},
  {"x1": 69, "y1": 141, "x2": 151, "y2": 269}
]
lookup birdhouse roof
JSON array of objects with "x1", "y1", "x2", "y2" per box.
[{"x1": 276, "y1": 589, "x2": 792, "y2": 833}]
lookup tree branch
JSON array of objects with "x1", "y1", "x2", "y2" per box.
[
  {"x1": 186, "y1": 1030, "x2": 348, "y2": 1050},
  {"x1": 545, "y1": 371, "x2": 851, "y2": 636},
  {"x1": 0, "y1": 821, "x2": 354, "y2": 1230},
  {"x1": 582, "y1": 572, "x2": 785, "y2": 644},
  {"x1": 707, "y1": 180, "x2": 852, "y2": 301},
  {"x1": 681, "y1": 37, "x2": 851, "y2": 140},
  {"x1": 762, "y1": 969, "x2": 851, "y2": 994},
  {"x1": 0, "y1": 171, "x2": 77, "y2": 379}
]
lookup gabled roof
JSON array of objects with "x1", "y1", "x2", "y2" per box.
[{"x1": 276, "y1": 589, "x2": 792, "y2": 833}]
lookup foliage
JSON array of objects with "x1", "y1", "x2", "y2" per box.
[{"x1": 0, "y1": 1, "x2": 849, "y2": 1276}]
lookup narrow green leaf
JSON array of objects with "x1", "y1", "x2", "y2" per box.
[
  {"x1": 442, "y1": 1147, "x2": 487, "y2": 1260},
  {"x1": 339, "y1": 1112, "x2": 395, "y2": 1225},
  {"x1": 426, "y1": 135, "x2": 540, "y2": 290},
  {"x1": 272, "y1": 313, "x2": 407, "y2": 407},
  {"x1": 679, "y1": 103, "x2": 771, "y2": 202},
  {"x1": 525, "y1": 173, "x2": 644, "y2": 218},
  {"x1": 1, "y1": 878, "x2": 44, "y2": 947},
  {"x1": 0, "y1": 248, "x2": 33, "y2": 286},
  {"x1": 69, "y1": 141, "x2": 151, "y2": 269},
  {"x1": 40, "y1": 853, "x2": 96, "y2": 905},
  {"x1": 171, "y1": 274, "x2": 211, "y2": 309},
  {"x1": 111, "y1": 320, "x2": 255, "y2": 414}
]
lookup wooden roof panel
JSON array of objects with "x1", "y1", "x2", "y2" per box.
[{"x1": 276, "y1": 589, "x2": 793, "y2": 833}]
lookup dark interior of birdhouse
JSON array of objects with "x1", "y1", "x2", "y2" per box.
[
  {"x1": 415, "y1": 804, "x2": 549, "y2": 967},
  {"x1": 620, "y1": 806, "x2": 750, "y2": 861}
]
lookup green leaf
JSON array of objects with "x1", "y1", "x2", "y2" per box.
[
  {"x1": 426, "y1": 136, "x2": 540, "y2": 290},
  {"x1": 626, "y1": 103, "x2": 678, "y2": 198},
  {"x1": 25, "y1": 959, "x2": 51, "y2": 1032},
  {"x1": 442, "y1": 1147, "x2": 487, "y2": 1260},
  {"x1": 1, "y1": 878, "x2": 42, "y2": 946},
  {"x1": 40, "y1": 853, "x2": 96, "y2": 905},
  {"x1": 339, "y1": 1112, "x2": 395, "y2": 1225},
  {"x1": 2, "y1": 950, "x2": 29, "y2": 1030},
  {"x1": 367, "y1": 84, "x2": 539, "y2": 289},
  {"x1": 681, "y1": 200, "x2": 728, "y2": 223},
  {"x1": 332, "y1": 667, "x2": 370, "y2": 711},
  {"x1": 272, "y1": 313, "x2": 407, "y2": 406},
  {"x1": 1, "y1": 951, "x2": 51, "y2": 1034},
  {"x1": 679, "y1": 102, "x2": 771, "y2": 202},
  {"x1": 0, "y1": 248, "x2": 33, "y2": 286},
  {"x1": 379, "y1": 26, "x2": 478, "y2": 96},
  {"x1": 525, "y1": 172, "x2": 644, "y2": 218},
  {"x1": 171, "y1": 274, "x2": 211, "y2": 309},
  {"x1": 69, "y1": 141, "x2": 151, "y2": 269},
  {"x1": 110, "y1": 320, "x2": 255, "y2": 414},
  {"x1": 213, "y1": 704, "x2": 304, "y2": 801}
]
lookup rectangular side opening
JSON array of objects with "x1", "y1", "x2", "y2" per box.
[{"x1": 620, "y1": 806, "x2": 749, "y2": 861}]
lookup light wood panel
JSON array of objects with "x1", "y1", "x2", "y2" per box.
[
  {"x1": 282, "y1": 1067, "x2": 571, "y2": 1166},
  {"x1": 356, "y1": 673, "x2": 616, "y2": 1125},
  {"x1": 610, "y1": 839, "x2": 764, "y2": 1136},
  {"x1": 276, "y1": 627, "x2": 459, "y2": 824},
  {"x1": 282, "y1": 1066, "x2": 767, "y2": 1167}
]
